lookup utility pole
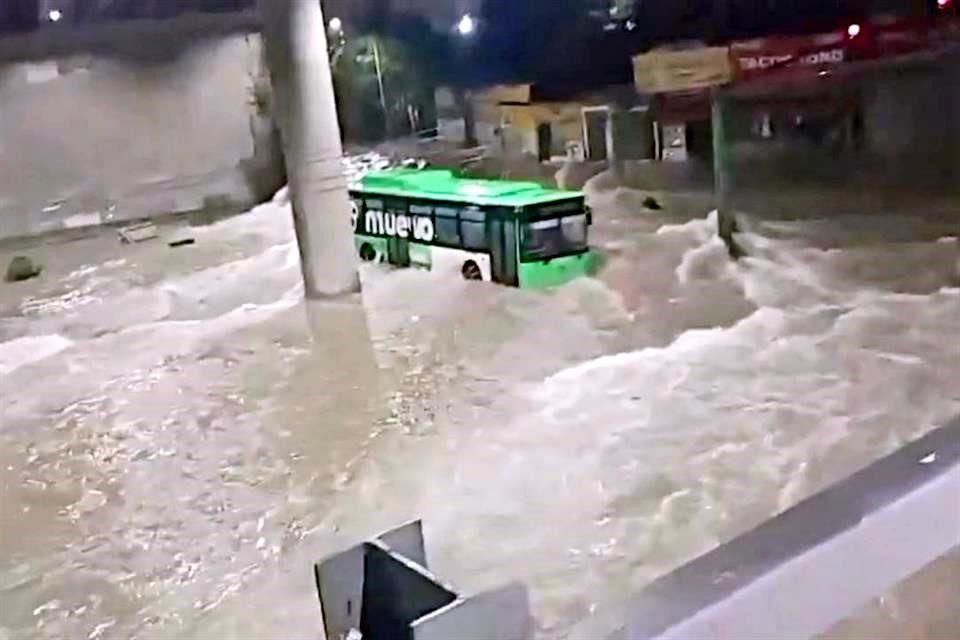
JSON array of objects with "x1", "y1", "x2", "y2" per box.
[
  {"x1": 456, "y1": 88, "x2": 478, "y2": 148},
  {"x1": 709, "y1": 0, "x2": 741, "y2": 258},
  {"x1": 711, "y1": 87, "x2": 742, "y2": 259},
  {"x1": 260, "y1": 0, "x2": 360, "y2": 297}
]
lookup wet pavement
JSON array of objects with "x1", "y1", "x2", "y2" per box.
[{"x1": 2, "y1": 180, "x2": 960, "y2": 639}]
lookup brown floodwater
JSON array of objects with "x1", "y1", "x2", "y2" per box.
[{"x1": 2, "y1": 182, "x2": 959, "y2": 639}]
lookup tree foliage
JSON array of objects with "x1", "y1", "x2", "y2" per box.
[{"x1": 332, "y1": 21, "x2": 442, "y2": 142}]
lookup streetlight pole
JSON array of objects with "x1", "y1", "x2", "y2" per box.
[
  {"x1": 371, "y1": 37, "x2": 390, "y2": 136},
  {"x1": 454, "y1": 14, "x2": 478, "y2": 148},
  {"x1": 260, "y1": 0, "x2": 360, "y2": 297},
  {"x1": 711, "y1": 87, "x2": 741, "y2": 259}
]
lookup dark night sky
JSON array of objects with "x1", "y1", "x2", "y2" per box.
[
  {"x1": 2, "y1": 0, "x2": 933, "y2": 35},
  {"x1": 0, "y1": 0, "x2": 256, "y2": 31},
  {"x1": 2, "y1": 0, "x2": 946, "y2": 89},
  {"x1": 466, "y1": 0, "x2": 944, "y2": 88}
]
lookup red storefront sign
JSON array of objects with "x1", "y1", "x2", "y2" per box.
[
  {"x1": 868, "y1": 16, "x2": 932, "y2": 57},
  {"x1": 729, "y1": 15, "x2": 956, "y2": 83},
  {"x1": 646, "y1": 16, "x2": 960, "y2": 122},
  {"x1": 731, "y1": 32, "x2": 849, "y2": 81}
]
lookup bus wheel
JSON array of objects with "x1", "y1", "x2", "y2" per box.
[
  {"x1": 359, "y1": 243, "x2": 377, "y2": 262},
  {"x1": 462, "y1": 261, "x2": 483, "y2": 281}
]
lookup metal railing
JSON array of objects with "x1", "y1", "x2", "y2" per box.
[{"x1": 316, "y1": 417, "x2": 960, "y2": 640}]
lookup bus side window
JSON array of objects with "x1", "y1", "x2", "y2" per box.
[
  {"x1": 434, "y1": 207, "x2": 460, "y2": 245},
  {"x1": 385, "y1": 198, "x2": 406, "y2": 216},
  {"x1": 460, "y1": 207, "x2": 487, "y2": 250}
]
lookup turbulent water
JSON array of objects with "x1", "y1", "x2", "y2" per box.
[{"x1": 1, "y1": 179, "x2": 959, "y2": 640}]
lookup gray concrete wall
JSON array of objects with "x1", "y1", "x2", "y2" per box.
[
  {"x1": 0, "y1": 14, "x2": 282, "y2": 240},
  {"x1": 860, "y1": 62, "x2": 959, "y2": 187}
]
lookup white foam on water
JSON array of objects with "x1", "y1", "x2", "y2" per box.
[
  {"x1": 428, "y1": 299, "x2": 959, "y2": 634},
  {"x1": 0, "y1": 335, "x2": 74, "y2": 376},
  {"x1": 551, "y1": 277, "x2": 636, "y2": 329},
  {"x1": 367, "y1": 198, "x2": 960, "y2": 638}
]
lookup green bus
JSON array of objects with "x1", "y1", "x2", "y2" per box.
[{"x1": 349, "y1": 169, "x2": 597, "y2": 288}]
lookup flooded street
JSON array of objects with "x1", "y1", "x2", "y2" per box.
[{"x1": 2, "y1": 180, "x2": 960, "y2": 640}]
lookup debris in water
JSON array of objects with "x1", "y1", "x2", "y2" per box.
[
  {"x1": 32, "y1": 600, "x2": 61, "y2": 617},
  {"x1": 88, "y1": 619, "x2": 116, "y2": 639},
  {"x1": 5, "y1": 256, "x2": 42, "y2": 282},
  {"x1": 73, "y1": 490, "x2": 107, "y2": 514},
  {"x1": 168, "y1": 238, "x2": 196, "y2": 248},
  {"x1": 642, "y1": 196, "x2": 662, "y2": 211},
  {"x1": 118, "y1": 222, "x2": 159, "y2": 244}
]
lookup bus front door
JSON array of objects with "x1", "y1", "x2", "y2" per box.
[
  {"x1": 387, "y1": 237, "x2": 411, "y2": 268},
  {"x1": 489, "y1": 217, "x2": 518, "y2": 286},
  {"x1": 384, "y1": 199, "x2": 411, "y2": 267}
]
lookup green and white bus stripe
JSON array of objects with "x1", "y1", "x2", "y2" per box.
[{"x1": 350, "y1": 169, "x2": 597, "y2": 289}]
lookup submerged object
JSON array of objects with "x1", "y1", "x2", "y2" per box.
[
  {"x1": 642, "y1": 196, "x2": 662, "y2": 211},
  {"x1": 5, "y1": 256, "x2": 41, "y2": 282}
]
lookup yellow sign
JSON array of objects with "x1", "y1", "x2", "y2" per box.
[
  {"x1": 486, "y1": 84, "x2": 532, "y2": 105},
  {"x1": 633, "y1": 47, "x2": 732, "y2": 94}
]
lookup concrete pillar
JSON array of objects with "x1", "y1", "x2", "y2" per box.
[{"x1": 261, "y1": 0, "x2": 360, "y2": 297}]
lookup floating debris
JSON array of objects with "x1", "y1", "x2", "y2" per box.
[
  {"x1": 642, "y1": 196, "x2": 662, "y2": 211},
  {"x1": 118, "y1": 223, "x2": 159, "y2": 244},
  {"x1": 5, "y1": 256, "x2": 42, "y2": 283}
]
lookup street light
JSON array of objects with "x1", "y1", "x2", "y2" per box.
[
  {"x1": 456, "y1": 14, "x2": 476, "y2": 36},
  {"x1": 329, "y1": 17, "x2": 343, "y2": 33},
  {"x1": 453, "y1": 14, "x2": 478, "y2": 147},
  {"x1": 847, "y1": 23, "x2": 861, "y2": 38},
  {"x1": 48, "y1": 9, "x2": 63, "y2": 22}
]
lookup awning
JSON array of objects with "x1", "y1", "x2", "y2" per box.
[{"x1": 637, "y1": 16, "x2": 960, "y2": 122}]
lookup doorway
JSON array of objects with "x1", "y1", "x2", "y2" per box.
[
  {"x1": 582, "y1": 107, "x2": 609, "y2": 161},
  {"x1": 488, "y1": 214, "x2": 518, "y2": 286},
  {"x1": 537, "y1": 123, "x2": 553, "y2": 162}
]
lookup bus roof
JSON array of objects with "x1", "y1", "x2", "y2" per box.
[{"x1": 353, "y1": 169, "x2": 583, "y2": 208}]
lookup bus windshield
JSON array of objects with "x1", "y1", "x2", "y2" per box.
[{"x1": 522, "y1": 213, "x2": 589, "y2": 261}]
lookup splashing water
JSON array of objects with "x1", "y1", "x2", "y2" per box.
[{"x1": 1, "y1": 180, "x2": 959, "y2": 640}]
